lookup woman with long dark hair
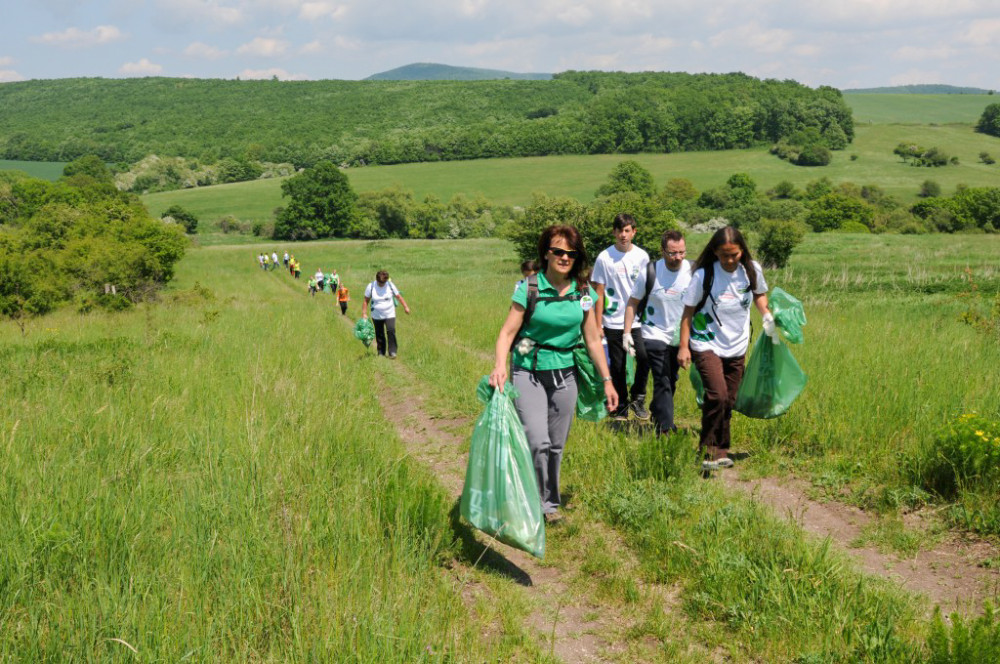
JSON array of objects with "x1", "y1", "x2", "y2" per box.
[
  {"x1": 677, "y1": 226, "x2": 777, "y2": 470},
  {"x1": 490, "y1": 225, "x2": 618, "y2": 522}
]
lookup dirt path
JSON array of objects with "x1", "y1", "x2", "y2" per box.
[
  {"x1": 371, "y1": 357, "x2": 624, "y2": 663},
  {"x1": 719, "y1": 471, "x2": 1000, "y2": 615}
]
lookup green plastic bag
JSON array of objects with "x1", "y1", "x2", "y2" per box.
[
  {"x1": 572, "y1": 346, "x2": 607, "y2": 422},
  {"x1": 769, "y1": 287, "x2": 807, "y2": 344},
  {"x1": 626, "y1": 351, "x2": 636, "y2": 387},
  {"x1": 354, "y1": 318, "x2": 375, "y2": 347},
  {"x1": 689, "y1": 364, "x2": 705, "y2": 407},
  {"x1": 460, "y1": 377, "x2": 545, "y2": 558},
  {"x1": 734, "y1": 335, "x2": 807, "y2": 419}
]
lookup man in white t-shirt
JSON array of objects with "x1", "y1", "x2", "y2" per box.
[
  {"x1": 623, "y1": 230, "x2": 692, "y2": 435},
  {"x1": 590, "y1": 213, "x2": 651, "y2": 420},
  {"x1": 362, "y1": 270, "x2": 411, "y2": 358}
]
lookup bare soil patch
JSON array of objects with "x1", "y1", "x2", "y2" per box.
[{"x1": 720, "y1": 471, "x2": 1000, "y2": 615}]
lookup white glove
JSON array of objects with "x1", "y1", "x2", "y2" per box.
[
  {"x1": 623, "y1": 334, "x2": 636, "y2": 357},
  {"x1": 762, "y1": 313, "x2": 779, "y2": 344}
]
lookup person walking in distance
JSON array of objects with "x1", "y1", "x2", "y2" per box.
[
  {"x1": 362, "y1": 270, "x2": 410, "y2": 358},
  {"x1": 337, "y1": 283, "x2": 350, "y2": 315},
  {"x1": 590, "y1": 213, "x2": 651, "y2": 421},
  {"x1": 678, "y1": 226, "x2": 776, "y2": 471},
  {"x1": 623, "y1": 230, "x2": 693, "y2": 436}
]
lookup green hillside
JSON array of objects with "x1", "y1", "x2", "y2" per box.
[
  {"x1": 365, "y1": 62, "x2": 551, "y2": 81},
  {"x1": 143, "y1": 121, "x2": 1000, "y2": 229},
  {"x1": 0, "y1": 73, "x2": 851, "y2": 168},
  {"x1": 845, "y1": 93, "x2": 997, "y2": 124},
  {"x1": 845, "y1": 84, "x2": 994, "y2": 95}
]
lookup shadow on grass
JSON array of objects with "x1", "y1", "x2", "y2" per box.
[{"x1": 448, "y1": 500, "x2": 533, "y2": 587}]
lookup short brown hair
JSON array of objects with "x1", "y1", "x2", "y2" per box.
[
  {"x1": 661, "y1": 229, "x2": 684, "y2": 250},
  {"x1": 613, "y1": 212, "x2": 636, "y2": 231}
]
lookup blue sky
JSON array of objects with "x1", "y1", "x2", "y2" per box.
[{"x1": 2, "y1": 0, "x2": 999, "y2": 89}]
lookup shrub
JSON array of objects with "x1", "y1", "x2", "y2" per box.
[
  {"x1": 834, "y1": 220, "x2": 871, "y2": 233},
  {"x1": 926, "y1": 604, "x2": 1000, "y2": 663},
  {"x1": 795, "y1": 143, "x2": 831, "y2": 166},
  {"x1": 915, "y1": 413, "x2": 1000, "y2": 499},
  {"x1": 919, "y1": 180, "x2": 942, "y2": 198},
  {"x1": 980, "y1": 151, "x2": 996, "y2": 165},
  {"x1": 756, "y1": 219, "x2": 805, "y2": 268},
  {"x1": 161, "y1": 204, "x2": 199, "y2": 233}
]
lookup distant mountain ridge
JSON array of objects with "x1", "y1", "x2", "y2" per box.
[
  {"x1": 366, "y1": 62, "x2": 551, "y2": 81},
  {"x1": 845, "y1": 84, "x2": 995, "y2": 95}
]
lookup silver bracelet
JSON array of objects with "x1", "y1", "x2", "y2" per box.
[{"x1": 602, "y1": 376, "x2": 612, "y2": 382}]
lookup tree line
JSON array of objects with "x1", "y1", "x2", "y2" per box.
[
  {"x1": 0, "y1": 73, "x2": 853, "y2": 170},
  {"x1": 0, "y1": 157, "x2": 187, "y2": 332}
]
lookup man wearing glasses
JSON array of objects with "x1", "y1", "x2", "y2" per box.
[
  {"x1": 623, "y1": 230, "x2": 692, "y2": 436},
  {"x1": 590, "y1": 213, "x2": 651, "y2": 421}
]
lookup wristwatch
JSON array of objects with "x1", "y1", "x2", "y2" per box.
[{"x1": 602, "y1": 376, "x2": 612, "y2": 382}]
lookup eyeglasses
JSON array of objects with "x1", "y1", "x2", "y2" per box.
[
  {"x1": 548, "y1": 248, "x2": 579, "y2": 259},
  {"x1": 665, "y1": 251, "x2": 686, "y2": 257}
]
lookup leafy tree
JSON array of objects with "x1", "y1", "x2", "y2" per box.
[
  {"x1": 756, "y1": 219, "x2": 806, "y2": 268},
  {"x1": 0, "y1": 246, "x2": 60, "y2": 335},
  {"x1": 768, "y1": 180, "x2": 798, "y2": 199},
  {"x1": 979, "y1": 151, "x2": 996, "y2": 165},
  {"x1": 806, "y1": 193, "x2": 874, "y2": 232},
  {"x1": 975, "y1": 103, "x2": 1000, "y2": 137},
  {"x1": 506, "y1": 194, "x2": 588, "y2": 261},
  {"x1": 795, "y1": 143, "x2": 832, "y2": 166},
  {"x1": 357, "y1": 186, "x2": 415, "y2": 239},
  {"x1": 216, "y1": 157, "x2": 263, "y2": 183},
  {"x1": 595, "y1": 160, "x2": 656, "y2": 199},
  {"x1": 919, "y1": 180, "x2": 942, "y2": 198},
  {"x1": 63, "y1": 155, "x2": 113, "y2": 182},
  {"x1": 161, "y1": 204, "x2": 199, "y2": 233},
  {"x1": 273, "y1": 161, "x2": 359, "y2": 240}
]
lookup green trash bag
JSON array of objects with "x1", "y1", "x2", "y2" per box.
[
  {"x1": 769, "y1": 287, "x2": 807, "y2": 344},
  {"x1": 626, "y1": 351, "x2": 636, "y2": 387},
  {"x1": 460, "y1": 377, "x2": 545, "y2": 558},
  {"x1": 354, "y1": 318, "x2": 375, "y2": 347},
  {"x1": 689, "y1": 364, "x2": 705, "y2": 407},
  {"x1": 572, "y1": 346, "x2": 607, "y2": 422},
  {"x1": 734, "y1": 335, "x2": 808, "y2": 419}
]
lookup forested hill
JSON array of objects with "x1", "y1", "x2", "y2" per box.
[
  {"x1": 0, "y1": 72, "x2": 852, "y2": 168},
  {"x1": 365, "y1": 62, "x2": 551, "y2": 81},
  {"x1": 845, "y1": 84, "x2": 995, "y2": 95}
]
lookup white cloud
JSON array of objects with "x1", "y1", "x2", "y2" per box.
[
  {"x1": 119, "y1": 58, "x2": 164, "y2": 75},
  {"x1": 184, "y1": 42, "x2": 228, "y2": 59},
  {"x1": 237, "y1": 37, "x2": 289, "y2": 56},
  {"x1": 238, "y1": 67, "x2": 309, "y2": 80},
  {"x1": 893, "y1": 45, "x2": 958, "y2": 61},
  {"x1": 0, "y1": 70, "x2": 26, "y2": 82},
  {"x1": 299, "y1": 40, "x2": 324, "y2": 54},
  {"x1": 32, "y1": 25, "x2": 125, "y2": 48},
  {"x1": 154, "y1": 0, "x2": 242, "y2": 28},
  {"x1": 709, "y1": 22, "x2": 794, "y2": 55},
  {"x1": 0, "y1": 56, "x2": 13, "y2": 66},
  {"x1": 961, "y1": 18, "x2": 1000, "y2": 46},
  {"x1": 889, "y1": 68, "x2": 944, "y2": 86},
  {"x1": 300, "y1": 1, "x2": 348, "y2": 21}
]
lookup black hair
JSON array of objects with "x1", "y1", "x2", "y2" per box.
[{"x1": 692, "y1": 226, "x2": 758, "y2": 292}]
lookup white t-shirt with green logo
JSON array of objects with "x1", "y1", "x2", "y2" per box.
[
  {"x1": 682, "y1": 261, "x2": 767, "y2": 358},
  {"x1": 365, "y1": 280, "x2": 400, "y2": 320},
  {"x1": 591, "y1": 244, "x2": 649, "y2": 331},
  {"x1": 630, "y1": 259, "x2": 693, "y2": 346}
]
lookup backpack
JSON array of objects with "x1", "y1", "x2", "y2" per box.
[
  {"x1": 513, "y1": 274, "x2": 589, "y2": 369},
  {"x1": 636, "y1": 260, "x2": 658, "y2": 324}
]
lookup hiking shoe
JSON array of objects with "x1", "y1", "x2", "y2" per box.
[
  {"x1": 715, "y1": 457, "x2": 734, "y2": 469},
  {"x1": 629, "y1": 400, "x2": 650, "y2": 420},
  {"x1": 388, "y1": 353, "x2": 397, "y2": 359},
  {"x1": 544, "y1": 512, "x2": 563, "y2": 525},
  {"x1": 701, "y1": 459, "x2": 720, "y2": 472}
]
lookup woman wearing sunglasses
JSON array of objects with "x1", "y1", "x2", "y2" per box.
[
  {"x1": 490, "y1": 225, "x2": 618, "y2": 523},
  {"x1": 677, "y1": 226, "x2": 775, "y2": 471}
]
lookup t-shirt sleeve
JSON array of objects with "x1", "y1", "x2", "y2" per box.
[
  {"x1": 590, "y1": 254, "x2": 607, "y2": 286},
  {"x1": 629, "y1": 268, "x2": 647, "y2": 300},
  {"x1": 512, "y1": 280, "x2": 528, "y2": 307},
  {"x1": 682, "y1": 268, "x2": 705, "y2": 307},
  {"x1": 751, "y1": 261, "x2": 768, "y2": 294},
  {"x1": 364, "y1": 283, "x2": 373, "y2": 298}
]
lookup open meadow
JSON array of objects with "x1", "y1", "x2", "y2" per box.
[
  {"x1": 142, "y1": 124, "x2": 1000, "y2": 234},
  {"x1": 2, "y1": 232, "x2": 998, "y2": 661}
]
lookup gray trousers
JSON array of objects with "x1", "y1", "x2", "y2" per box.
[{"x1": 512, "y1": 366, "x2": 578, "y2": 514}]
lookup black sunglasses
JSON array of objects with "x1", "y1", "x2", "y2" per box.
[{"x1": 548, "y1": 247, "x2": 579, "y2": 259}]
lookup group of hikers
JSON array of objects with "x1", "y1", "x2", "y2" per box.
[
  {"x1": 491, "y1": 215, "x2": 778, "y2": 523},
  {"x1": 257, "y1": 250, "x2": 352, "y2": 315},
  {"x1": 258, "y1": 213, "x2": 777, "y2": 526}
]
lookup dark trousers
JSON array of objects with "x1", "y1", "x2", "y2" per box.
[
  {"x1": 373, "y1": 317, "x2": 397, "y2": 356},
  {"x1": 604, "y1": 327, "x2": 649, "y2": 415},
  {"x1": 644, "y1": 340, "x2": 680, "y2": 435},
  {"x1": 692, "y1": 349, "x2": 746, "y2": 451},
  {"x1": 339, "y1": 302, "x2": 348, "y2": 315}
]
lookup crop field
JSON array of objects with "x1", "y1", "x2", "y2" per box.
[
  {"x1": 141, "y1": 122, "x2": 1000, "y2": 235},
  {"x1": 0, "y1": 158, "x2": 66, "y2": 180},
  {"x1": 2, "y1": 233, "x2": 998, "y2": 661},
  {"x1": 843, "y1": 93, "x2": 997, "y2": 125}
]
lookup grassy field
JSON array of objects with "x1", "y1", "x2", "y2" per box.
[
  {"x1": 141, "y1": 121, "x2": 1000, "y2": 234},
  {"x1": 0, "y1": 158, "x2": 66, "y2": 180},
  {"x1": 843, "y1": 93, "x2": 997, "y2": 125},
  {"x1": 2, "y1": 233, "x2": 998, "y2": 660}
]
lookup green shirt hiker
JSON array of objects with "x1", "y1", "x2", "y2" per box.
[{"x1": 511, "y1": 272, "x2": 596, "y2": 371}]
